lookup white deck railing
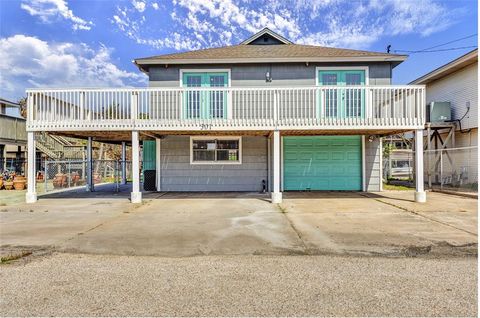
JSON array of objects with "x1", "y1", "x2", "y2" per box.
[{"x1": 26, "y1": 85, "x2": 425, "y2": 131}]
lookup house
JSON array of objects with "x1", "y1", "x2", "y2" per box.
[
  {"x1": 24, "y1": 28, "x2": 427, "y2": 204},
  {"x1": 0, "y1": 98, "x2": 27, "y2": 173},
  {"x1": 411, "y1": 49, "x2": 478, "y2": 188}
]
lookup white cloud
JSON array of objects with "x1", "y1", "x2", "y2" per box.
[
  {"x1": 131, "y1": 0, "x2": 146, "y2": 12},
  {"x1": 111, "y1": 0, "x2": 460, "y2": 51},
  {"x1": 384, "y1": 0, "x2": 454, "y2": 36},
  {"x1": 152, "y1": 2, "x2": 159, "y2": 10},
  {"x1": 0, "y1": 35, "x2": 146, "y2": 100},
  {"x1": 296, "y1": 0, "x2": 455, "y2": 49},
  {"x1": 21, "y1": 0, "x2": 93, "y2": 31}
]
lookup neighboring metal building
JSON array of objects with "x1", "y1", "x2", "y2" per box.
[{"x1": 0, "y1": 98, "x2": 27, "y2": 173}]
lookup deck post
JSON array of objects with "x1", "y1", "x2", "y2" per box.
[
  {"x1": 131, "y1": 130, "x2": 142, "y2": 203},
  {"x1": 271, "y1": 130, "x2": 282, "y2": 203},
  {"x1": 86, "y1": 137, "x2": 94, "y2": 192},
  {"x1": 414, "y1": 129, "x2": 426, "y2": 202},
  {"x1": 25, "y1": 131, "x2": 37, "y2": 203},
  {"x1": 121, "y1": 141, "x2": 127, "y2": 185}
]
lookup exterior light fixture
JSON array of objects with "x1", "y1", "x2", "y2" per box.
[{"x1": 265, "y1": 71, "x2": 272, "y2": 82}]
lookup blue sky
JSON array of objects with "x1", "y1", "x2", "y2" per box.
[{"x1": 0, "y1": 0, "x2": 477, "y2": 101}]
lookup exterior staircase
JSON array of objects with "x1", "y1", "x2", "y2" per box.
[{"x1": 36, "y1": 132, "x2": 85, "y2": 160}]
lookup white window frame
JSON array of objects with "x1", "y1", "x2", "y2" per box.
[
  {"x1": 190, "y1": 136, "x2": 242, "y2": 165},
  {"x1": 315, "y1": 66, "x2": 370, "y2": 85}
]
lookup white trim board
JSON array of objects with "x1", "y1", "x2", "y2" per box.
[{"x1": 379, "y1": 137, "x2": 383, "y2": 191}]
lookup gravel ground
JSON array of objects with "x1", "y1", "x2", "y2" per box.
[{"x1": 0, "y1": 253, "x2": 477, "y2": 317}]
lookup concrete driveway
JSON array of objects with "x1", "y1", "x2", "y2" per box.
[{"x1": 1, "y1": 188, "x2": 477, "y2": 257}]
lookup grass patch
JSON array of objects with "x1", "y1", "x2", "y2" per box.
[
  {"x1": 383, "y1": 183, "x2": 413, "y2": 191},
  {"x1": 1, "y1": 250, "x2": 32, "y2": 264}
]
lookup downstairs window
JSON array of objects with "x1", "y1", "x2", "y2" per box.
[{"x1": 190, "y1": 137, "x2": 241, "y2": 164}]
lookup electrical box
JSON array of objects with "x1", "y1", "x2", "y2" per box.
[{"x1": 427, "y1": 101, "x2": 451, "y2": 123}]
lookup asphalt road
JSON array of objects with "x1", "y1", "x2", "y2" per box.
[{"x1": 0, "y1": 253, "x2": 477, "y2": 317}]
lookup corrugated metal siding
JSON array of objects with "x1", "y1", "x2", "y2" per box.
[
  {"x1": 149, "y1": 62, "x2": 392, "y2": 87},
  {"x1": 365, "y1": 137, "x2": 382, "y2": 191},
  {"x1": 426, "y1": 62, "x2": 478, "y2": 130},
  {"x1": 160, "y1": 135, "x2": 268, "y2": 191}
]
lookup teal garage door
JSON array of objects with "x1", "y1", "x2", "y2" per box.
[{"x1": 283, "y1": 136, "x2": 362, "y2": 191}]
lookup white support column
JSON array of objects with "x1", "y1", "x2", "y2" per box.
[
  {"x1": 25, "y1": 131, "x2": 37, "y2": 203},
  {"x1": 121, "y1": 141, "x2": 127, "y2": 185},
  {"x1": 86, "y1": 137, "x2": 94, "y2": 192},
  {"x1": 155, "y1": 138, "x2": 161, "y2": 191},
  {"x1": 271, "y1": 130, "x2": 282, "y2": 204},
  {"x1": 131, "y1": 131, "x2": 142, "y2": 203},
  {"x1": 414, "y1": 129, "x2": 426, "y2": 203}
]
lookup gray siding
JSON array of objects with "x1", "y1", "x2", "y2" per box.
[
  {"x1": 149, "y1": 62, "x2": 392, "y2": 87},
  {"x1": 160, "y1": 135, "x2": 268, "y2": 191},
  {"x1": 365, "y1": 137, "x2": 382, "y2": 192}
]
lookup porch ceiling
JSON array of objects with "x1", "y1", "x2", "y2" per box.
[{"x1": 50, "y1": 128, "x2": 414, "y2": 142}]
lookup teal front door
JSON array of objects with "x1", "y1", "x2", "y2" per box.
[
  {"x1": 318, "y1": 70, "x2": 365, "y2": 118},
  {"x1": 183, "y1": 72, "x2": 228, "y2": 119},
  {"x1": 283, "y1": 136, "x2": 362, "y2": 191}
]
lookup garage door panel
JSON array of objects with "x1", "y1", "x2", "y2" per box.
[
  {"x1": 314, "y1": 152, "x2": 329, "y2": 160},
  {"x1": 284, "y1": 136, "x2": 362, "y2": 191},
  {"x1": 313, "y1": 165, "x2": 330, "y2": 176},
  {"x1": 347, "y1": 152, "x2": 361, "y2": 160},
  {"x1": 331, "y1": 152, "x2": 346, "y2": 160}
]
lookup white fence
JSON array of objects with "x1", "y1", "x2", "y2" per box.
[{"x1": 26, "y1": 86, "x2": 425, "y2": 131}]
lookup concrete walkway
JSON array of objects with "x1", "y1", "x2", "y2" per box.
[{"x1": 0, "y1": 188, "x2": 477, "y2": 257}]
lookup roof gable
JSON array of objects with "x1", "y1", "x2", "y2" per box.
[{"x1": 240, "y1": 28, "x2": 292, "y2": 45}]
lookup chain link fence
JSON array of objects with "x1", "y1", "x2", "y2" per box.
[
  {"x1": 425, "y1": 146, "x2": 478, "y2": 192},
  {"x1": 43, "y1": 160, "x2": 133, "y2": 192}
]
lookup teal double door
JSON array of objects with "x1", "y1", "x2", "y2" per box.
[
  {"x1": 318, "y1": 69, "x2": 365, "y2": 118},
  {"x1": 183, "y1": 72, "x2": 228, "y2": 119},
  {"x1": 283, "y1": 136, "x2": 362, "y2": 191}
]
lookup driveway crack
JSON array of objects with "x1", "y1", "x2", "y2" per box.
[{"x1": 277, "y1": 204, "x2": 309, "y2": 254}]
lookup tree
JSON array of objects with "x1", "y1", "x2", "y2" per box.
[{"x1": 18, "y1": 97, "x2": 27, "y2": 119}]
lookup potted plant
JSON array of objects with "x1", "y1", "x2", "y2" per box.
[
  {"x1": 70, "y1": 172, "x2": 80, "y2": 186},
  {"x1": 13, "y1": 175, "x2": 26, "y2": 190},
  {"x1": 4, "y1": 177, "x2": 14, "y2": 190},
  {"x1": 53, "y1": 173, "x2": 67, "y2": 188}
]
